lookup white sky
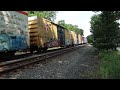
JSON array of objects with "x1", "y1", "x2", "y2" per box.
[{"x1": 55, "y1": 11, "x2": 95, "y2": 37}]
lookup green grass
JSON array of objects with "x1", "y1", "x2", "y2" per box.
[{"x1": 99, "y1": 50, "x2": 120, "y2": 79}]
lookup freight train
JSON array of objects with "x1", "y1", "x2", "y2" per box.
[{"x1": 0, "y1": 11, "x2": 83, "y2": 56}]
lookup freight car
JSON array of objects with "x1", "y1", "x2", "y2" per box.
[
  {"x1": 0, "y1": 11, "x2": 29, "y2": 56},
  {"x1": 28, "y1": 16, "x2": 67, "y2": 53},
  {"x1": 71, "y1": 31, "x2": 78, "y2": 46},
  {"x1": 65, "y1": 29, "x2": 71, "y2": 47},
  {"x1": 83, "y1": 37, "x2": 88, "y2": 44},
  {"x1": 0, "y1": 13, "x2": 83, "y2": 56},
  {"x1": 77, "y1": 34, "x2": 82, "y2": 45},
  {"x1": 82, "y1": 36, "x2": 87, "y2": 44}
]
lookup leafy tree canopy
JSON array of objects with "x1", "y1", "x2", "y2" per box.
[
  {"x1": 28, "y1": 11, "x2": 58, "y2": 22},
  {"x1": 90, "y1": 11, "x2": 120, "y2": 51},
  {"x1": 58, "y1": 20, "x2": 84, "y2": 35}
]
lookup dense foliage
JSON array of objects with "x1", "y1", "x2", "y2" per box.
[
  {"x1": 90, "y1": 11, "x2": 120, "y2": 51},
  {"x1": 87, "y1": 35, "x2": 94, "y2": 44},
  {"x1": 58, "y1": 20, "x2": 84, "y2": 35},
  {"x1": 28, "y1": 11, "x2": 58, "y2": 22}
]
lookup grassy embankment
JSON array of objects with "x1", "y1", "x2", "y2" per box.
[{"x1": 99, "y1": 50, "x2": 120, "y2": 79}]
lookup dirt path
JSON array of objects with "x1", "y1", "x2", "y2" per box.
[{"x1": 64, "y1": 45, "x2": 100, "y2": 79}]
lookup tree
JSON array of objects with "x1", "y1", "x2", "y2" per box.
[
  {"x1": 58, "y1": 20, "x2": 84, "y2": 35},
  {"x1": 58, "y1": 20, "x2": 66, "y2": 27},
  {"x1": 79, "y1": 29, "x2": 84, "y2": 35},
  {"x1": 117, "y1": 28, "x2": 120, "y2": 47},
  {"x1": 90, "y1": 11, "x2": 120, "y2": 51},
  {"x1": 87, "y1": 35, "x2": 94, "y2": 44},
  {"x1": 28, "y1": 11, "x2": 58, "y2": 22},
  {"x1": 90, "y1": 14, "x2": 103, "y2": 49}
]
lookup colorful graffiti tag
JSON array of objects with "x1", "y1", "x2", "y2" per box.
[
  {"x1": 48, "y1": 38, "x2": 59, "y2": 47},
  {"x1": 0, "y1": 11, "x2": 29, "y2": 52}
]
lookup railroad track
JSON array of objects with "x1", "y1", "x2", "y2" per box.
[
  {"x1": 0, "y1": 45, "x2": 85, "y2": 75},
  {"x1": 0, "y1": 47, "x2": 63, "y2": 62}
]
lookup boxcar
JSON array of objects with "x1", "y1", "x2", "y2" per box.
[
  {"x1": 83, "y1": 37, "x2": 87, "y2": 44},
  {"x1": 28, "y1": 16, "x2": 66, "y2": 53},
  {"x1": 82, "y1": 36, "x2": 87, "y2": 44},
  {"x1": 65, "y1": 29, "x2": 71, "y2": 47},
  {"x1": 75, "y1": 32, "x2": 78, "y2": 45},
  {"x1": 77, "y1": 34, "x2": 82, "y2": 45},
  {"x1": 70, "y1": 31, "x2": 74, "y2": 46},
  {"x1": 56, "y1": 24, "x2": 65, "y2": 47},
  {"x1": 0, "y1": 11, "x2": 29, "y2": 55},
  {"x1": 48, "y1": 22, "x2": 65, "y2": 48},
  {"x1": 71, "y1": 31, "x2": 78, "y2": 46}
]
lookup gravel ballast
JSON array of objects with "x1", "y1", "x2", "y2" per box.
[{"x1": 0, "y1": 45, "x2": 100, "y2": 79}]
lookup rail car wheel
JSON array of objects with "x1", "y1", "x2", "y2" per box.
[
  {"x1": 37, "y1": 48, "x2": 41, "y2": 53},
  {"x1": 0, "y1": 51, "x2": 15, "y2": 58},
  {"x1": 30, "y1": 46, "x2": 35, "y2": 54},
  {"x1": 7, "y1": 51, "x2": 15, "y2": 56},
  {"x1": 43, "y1": 47, "x2": 47, "y2": 52},
  {"x1": 30, "y1": 49, "x2": 33, "y2": 54}
]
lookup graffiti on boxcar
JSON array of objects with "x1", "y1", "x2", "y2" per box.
[
  {"x1": 48, "y1": 38, "x2": 59, "y2": 47},
  {"x1": 44, "y1": 22, "x2": 51, "y2": 31},
  {"x1": 65, "y1": 39, "x2": 70, "y2": 46},
  {"x1": 0, "y1": 11, "x2": 29, "y2": 52},
  {"x1": 0, "y1": 34, "x2": 10, "y2": 51}
]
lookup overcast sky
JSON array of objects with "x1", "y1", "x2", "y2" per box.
[{"x1": 55, "y1": 11, "x2": 95, "y2": 37}]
